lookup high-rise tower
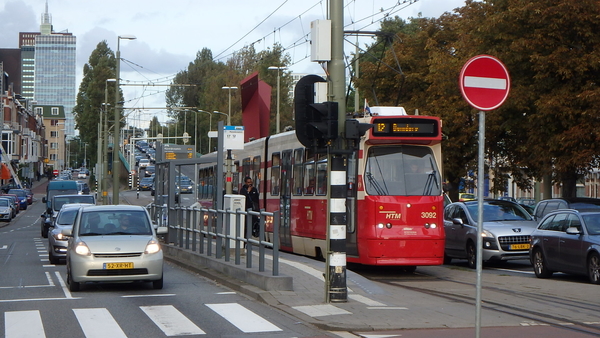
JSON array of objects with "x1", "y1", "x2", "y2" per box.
[{"x1": 21, "y1": 1, "x2": 77, "y2": 138}]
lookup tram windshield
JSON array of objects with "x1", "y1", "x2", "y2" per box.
[{"x1": 364, "y1": 145, "x2": 441, "y2": 196}]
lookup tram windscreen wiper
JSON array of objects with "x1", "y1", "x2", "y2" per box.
[
  {"x1": 422, "y1": 157, "x2": 439, "y2": 195},
  {"x1": 365, "y1": 172, "x2": 387, "y2": 195}
]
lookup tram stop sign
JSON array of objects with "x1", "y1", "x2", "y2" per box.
[{"x1": 459, "y1": 55, "x2": 510, "y2": 111}]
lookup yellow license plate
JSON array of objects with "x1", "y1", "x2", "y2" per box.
[
  {"x1": 510, "y1": 243, "x2": 530, "y2": 250},
  {"x1": 103, "y1": 262, "x2": 133, "y2": 269}
]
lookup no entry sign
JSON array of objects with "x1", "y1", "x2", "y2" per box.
[{"x1": 459, "y1": 55, "x2": 510, "y2": 111}]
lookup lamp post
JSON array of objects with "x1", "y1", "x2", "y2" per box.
[
  {"x1": 83, "y1": 143, "x2": 87, "y2": 168},
  {"x1": 113, "y1": 35, "x2": 136, "y2": 205},
  {"x1": 268, "y1": 66, "x2": 287, "y2": 134},
  {"x1": 192, "y1": 110, "x2": 210, "y2": 155},
  {"x1": 103, "y1": 78, "x2": 116, "y2": 205},
  {"x1": 221, "y1": 86, "x2": 237, "y2": 125}
]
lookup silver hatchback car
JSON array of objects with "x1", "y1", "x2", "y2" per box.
[
  {"x1": 63, "y1": 205, "x2": 168, "y2": 291},
  {"x1": 444, "y1": 199, "x2": 538, "y2": 268},
  {"x1": 48, "y1": 203, "x2": 93, "y2": 264}
]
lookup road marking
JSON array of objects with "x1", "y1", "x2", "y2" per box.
[
  {"x1": 367, "y1": 306, "x2": 408, "y2": 310},
  {"x1": 292, "y1": 304, "x2": 352, "y2": 317},
  {"x1": 73, "y1": 308, "x2": 127, "y2": 338},
  {"x1": 55, "y1": 271, "x2": 75, "y2": 299},
  {"x1": 121, "y1": 294, "x2": 175, "y2": 298},
  {"x1": 46, "y1": 271, "x2": 55, "y2": 286},
  {"x1": 1, "y1": 245, "x2": 8, "y2": 249},
  {"x1": 141, "y1": 305, "x2": 206, "y2": 336},
  {"x1": 5, "y1": 310, "x2": 46, "y2": 338},
  {"x1": 206, "y1": 303, "x2": 282, "y2": 333},
  {"x1": 348, "y1": 294, "x2": 386, "y2": 306},
  {"x1": 492, "y1": 268, "x2": 535, "y2": 275}
]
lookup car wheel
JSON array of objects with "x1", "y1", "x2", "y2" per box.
[
  {"x1": 467, "y1": 241, "x2": 476, "y2": 269},
  {"x1": 443, "y1": 254, "x2": 452, "y2": 265},
  {"x1": 402, "y1": 266, "x2": 417, "y2": 273},
  {"x1": 49, "y1": 251, "x2": 59, "y2": 265},
  {"x1": 152, "y1": 275, "x2": 164, "y2": 290},
  {"x1": 67, "y1": 266, "x2": 80, "y2": 292},
  {"x1": 588, "y1": 252, "x2": 600, "y2": 285},
  {"x1": 532, "y1": 249, "x2": 553, "y2": 278},
  {"x1": 41, "y1": 226, "x2": 48, "y2": 238}
]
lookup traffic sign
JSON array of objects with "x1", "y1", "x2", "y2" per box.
[{"x1": 459, "y1": 55, "x2": 510, "y2": 111}]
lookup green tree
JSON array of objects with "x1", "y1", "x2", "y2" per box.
[{"x1": 72, "y1": 41, "x2": 118, "y2": 169}]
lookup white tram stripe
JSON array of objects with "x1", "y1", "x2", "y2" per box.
[
  {"x1": 206, "y1": 303, "x2": 282, "y2": 333},
  {"x1": 140, "y1": 305, "x2": 205, "y2": 336},
  {"x1": 5, "y1": 310, "x2": 46, "y2": 338},
  {"x1": 72, "y1": 308, "x2": 126, "y2": 338}
]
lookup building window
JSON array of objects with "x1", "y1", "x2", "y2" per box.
[
  {"x1": 50, "y1": 143, "x2": 58, "y2": 149},
  {"x1": 50, "y1": 131, "x2": 58, "y2": 138},
  {"x1": 35, "y1": 107, "x2": 43, "y2": 115},
  {"x1": 50, "y1": 154, "x2": 57, "y2": 161},
  {"x1": 51, "y1": 107, "x2": 59, "y2": 115}
]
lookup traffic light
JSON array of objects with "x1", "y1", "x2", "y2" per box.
[{"x1": 294, "y1": 75, "x2": 339, "y2": 148}]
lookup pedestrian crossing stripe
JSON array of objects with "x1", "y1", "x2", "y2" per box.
[{"x1": 5, "y1": 303, "x2": 281, "y2": 337}]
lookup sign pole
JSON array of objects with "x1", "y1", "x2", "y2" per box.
[{"x1": 459, "y1": 54, "x2": 510, "y2": 338}]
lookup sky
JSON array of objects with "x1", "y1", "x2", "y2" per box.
[{"x1": 0, "y1": 0, "x2": 467, "y2": 127}]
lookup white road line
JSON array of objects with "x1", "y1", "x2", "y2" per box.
[
  {"x1": 5, "y1": 310, "x2": 46, "y2": 338},
  {"x1": 206, "y1": 303, "x2": 282, "y2": 333},
  {"x1": 121, "y1": 294, "x2": 176, "y2": 298},
  {"x1": 55, "y1": 271, "x2": 75, "y2": 299},
  {"x1": 45, "y1": 271, "x2": 55, "y2": 286},
  {"x1": 1, "y1": 245, "x2": 8, "y2": 249},
  {"x1": 292, "y1": 304, "x2": 352, "y2": 317},
  {"x1": 348, "y1": 294, "x2": 386, "y2": 306},
  {"x1": 141, "y1": 305, "x2": 206, "y2": 336},
  {"x1": 464, "y1": 76, "x2": 507, "y2": 90},
  {"x1": 73, "y1": 308, "x2": 127, "y2": 338}
]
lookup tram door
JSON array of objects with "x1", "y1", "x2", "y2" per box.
[
  {"x1": 346, "y1": 151, "x2": 359, "y2": 256},
  {"x1": 279, "y1": 150, "x2": 293, "y2": 248}
]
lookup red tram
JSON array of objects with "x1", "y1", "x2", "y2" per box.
[{"x1": 197, "y1": 107, "x2": 445, "y2": 267}]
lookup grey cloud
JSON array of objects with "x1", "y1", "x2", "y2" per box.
[{"x1": 0, "y1": 1, "x2": 38, "y2": 48}]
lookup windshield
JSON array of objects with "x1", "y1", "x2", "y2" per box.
[
  {"x1": 57, "y1": 208, "x2": 79, "y2": 226},
  {"x1": 466, "y1": 201, "x2": 533, "y2": 222},
  {"x1": 53, "y1": 196, "x2": 95, "y2": 211},
  {"x1": 364, "y1": 145, "x2": 441, "y2": 196},
  {"x1": 0, "y1": 199, "x2": 9, "y2": 207},
  {"x1": 8, "y1": 190, "x2": 26, "y2": 197},
  {"x1": 78, "y1": 210, "x2": 152, "y2": 236}
]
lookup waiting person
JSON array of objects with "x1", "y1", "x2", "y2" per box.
[{"x1": 241, "y1": 176, "x2": 260, "y2": 237}]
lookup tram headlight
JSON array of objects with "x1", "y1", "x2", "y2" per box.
[
  {"x1": 377, "y1": 223, "x2": 385, "y2": 229},
  {"x1": 424, "y1": 223, "x2": 437, "y2": 229}
]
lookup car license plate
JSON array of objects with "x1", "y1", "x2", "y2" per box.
[
  {"x1": 510, "y1": 243, "x2": 530, "y2": 250},
  {"x1": 103, "y1": 262, "x2": 133, "y2": 269}
]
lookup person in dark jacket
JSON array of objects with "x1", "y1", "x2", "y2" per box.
[{"x1": 240, "y1": 176, "x2": 260, "y2": 237}]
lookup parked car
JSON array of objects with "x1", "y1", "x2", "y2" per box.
[
  {"x1": 533, "y1": 197, "x2": 600, "y2": 221},
  {"x1": 530, "y1": 209, "x2": 600, "y2": 284},
  {"x1": 2, "y1": 193, "x2": 23, "y2": 211},
  {"x1": 144, "y1": 165, "x2": 155, "y2": 177},
  {"x1": 63, "y1": 205, "x2": 168, "y2": 291},
  {"x1": 517, "y1": 198, "x2": 536, "y2": 206},
  {"x1": 443, "y1": 199, "x2": 538, "y2": 268},
  {"x1": 459, "y1": 193, "x2": 476, "y2": 202},
  {"x1": 0, "y1": 196, "x2": 17, "y2": 218},
  {"x1": 138, "y1": 158, "x2": 150, "y2": 168},
  {"x1": 48, "y1": 204, "x2": 91, "y2": 264},
  {"x1": 0, "y1": 198, "x2": 13, "y2": 221},
  {"x1": 23, "y1": 188, "x2": 34, "y2": 204},
  {"x1": 7, "y1": 189, "x2": 28, "y2": 210}
]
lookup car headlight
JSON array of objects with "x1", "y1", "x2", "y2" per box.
[
  {"x1": 52, "y1": 232, "x2": 67, "y2": 241},
  {"x1": 145, "y1": 239, "x2": 161, "y2": 254},
  {"x1": 74, "y1": 241, "x2": 91, "y2": 256},
  {"x1": 481, "y1": 229, "x2": 495, "y2": 238}
]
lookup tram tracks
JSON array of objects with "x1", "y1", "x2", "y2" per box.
[{"x1": 368, "y1": 271, "x2": 600, "y2": 337}]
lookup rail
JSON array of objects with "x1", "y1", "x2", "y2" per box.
[{"x1": 146, "y1": 203, "x2": 280, "y2": 276}]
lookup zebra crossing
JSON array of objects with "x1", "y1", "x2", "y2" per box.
[{"x1": 4, "y1": 303, "x2": 282, "y2": 337}]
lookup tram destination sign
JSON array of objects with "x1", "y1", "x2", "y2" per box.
[
  {"x1": 163, "y1": 145, "x2": 194, "y2": 160},
  {"x1": 372, "y1": 117, "x2": 439, "y2": 138}
]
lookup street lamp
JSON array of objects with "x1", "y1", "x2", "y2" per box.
[
  {"x1": 192, "y1": 109, "x2": 210, "y2": 155},
  {"x1": 114, "y1": 34, "x2": 136, "y2": 205},
  {"x1": 268, "y1": 66, "x2": 287, "y2": 134},
  {"x1": 102, "y1": 78, "x2": 116, "y2": 205},
  {"x1": 221, "y1": 86, "x2": 238, "y2": 125}
]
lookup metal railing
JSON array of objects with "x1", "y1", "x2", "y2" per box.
[{"x1": 147, "y1": 203, "x2": 280, "y2": 276}]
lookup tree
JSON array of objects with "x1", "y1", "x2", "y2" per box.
[{"x1": 72, "y1": 41, "x2": 118, "y2": 169}]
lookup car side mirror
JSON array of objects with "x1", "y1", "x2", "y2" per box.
[
  {"x1": 565, "y1": 227, "x2": 581, "y2": 235},
  {"x1": 452, "y1": 218, "x2": 465, "y2": 226},
  {"x1": 42, "y1": 197, "x2": 46, "y2": 203},
  {"x1": 156, "y1": 226, "x2": 168, "y2": 235},
  {"x1": 61, "y1": 228, "x2": 73, "y2": 236}
]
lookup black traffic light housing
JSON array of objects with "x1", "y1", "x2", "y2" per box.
[{"x1": 294, "y1": 75, "x2": 339, "y2": 148}]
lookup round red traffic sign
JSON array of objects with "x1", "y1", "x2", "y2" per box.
[{"x1": 459, "y1": 55, "x2": 510, "y2": 111}]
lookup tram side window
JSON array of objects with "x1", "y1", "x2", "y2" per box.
[
  {"x1": 304, "y1": 162, "x2": 315, "y2": 195},
  {"x1": 316, "y1": 159, "x2": 327, "y2": 195},
  {"x1": 253, "y1": 156, "x2": 261, "y2": 190},
  {"x1": 293, "y1": 149, "x2": 304, "y2": 195},
  {"x1": 271, "y1": 153, "x2": 280, "y2": 196},
  {"x1": 242, "y1": 158, "x2": 251, "y2": 192}
]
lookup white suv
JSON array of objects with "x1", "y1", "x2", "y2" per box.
[{"x1": 138, "y1": 158, "x2": 150, "y2": 168}]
